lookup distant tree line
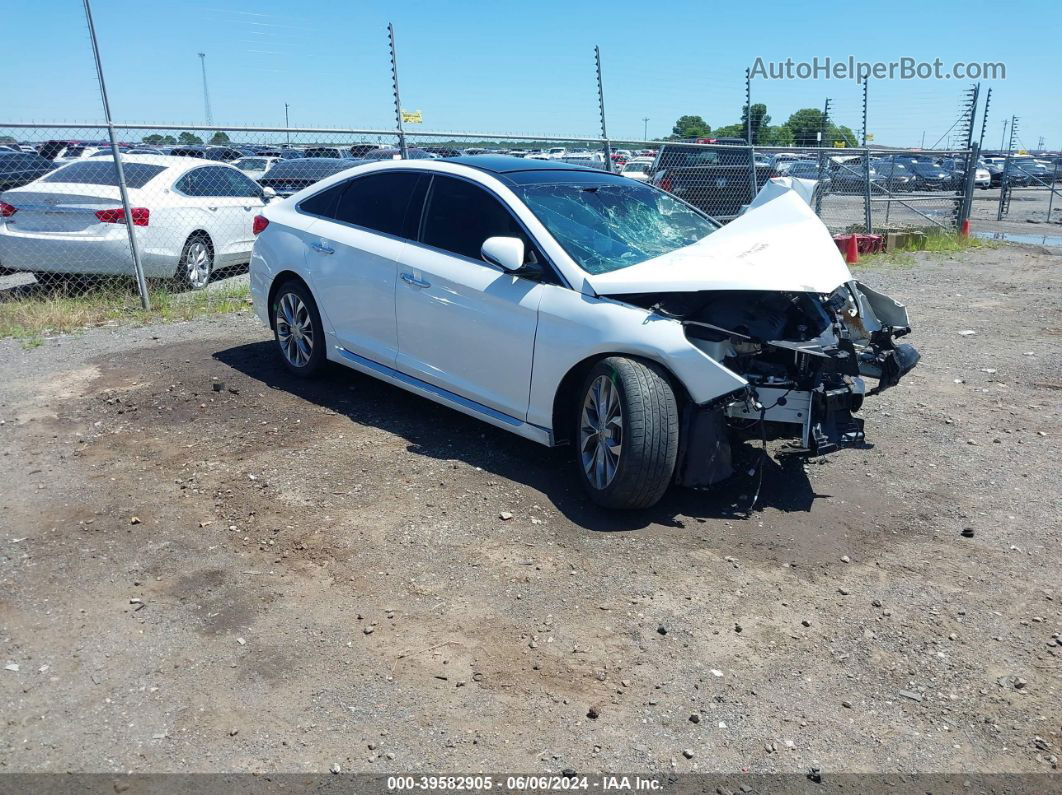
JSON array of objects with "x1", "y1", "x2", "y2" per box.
[
  {"x1": 142, "y1": 131, "x2": 231, "y2": 146},
  {"x1": 670, "y1": 105, "x2": 858, "y2": 148}
]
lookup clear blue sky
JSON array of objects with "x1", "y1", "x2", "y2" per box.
[{"x1": 4, "y1": 0, "x2": 1059, "y2": 149}]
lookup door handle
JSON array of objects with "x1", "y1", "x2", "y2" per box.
[
  {"x1": 401, "y1": 272, "x2": 430, "y2": 288},
  {"x1": 310, "y1": 242, "x2": 335, "y2": 255}
]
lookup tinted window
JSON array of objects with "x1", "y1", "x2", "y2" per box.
[
  {"x1": 176, "y1": 166, "x2": 262, "y2": 197},
  {"x1": 421, "y1": 175, "x2": 528, "y2": 260},
  {"x1": 333, "y1": 172, "x2": 423, "y2": 237},
  {"x1": 42, "y1": 161, "x2": 164, "y2": 188},
  {"x1": 298, "y1": 182, "x2": 347, "y2": 219}
]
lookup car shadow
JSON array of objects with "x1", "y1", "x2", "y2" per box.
[{"x1": 214, "y1": 340, "x2": 827, "y2": 532}]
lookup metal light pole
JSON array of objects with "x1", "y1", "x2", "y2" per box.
[
  {"x1": 83, "y1": 0, "x2": 150, "y2": 309},
  {"x1": 387, "y1": 23, "x2": 408, "y2": 159},
  {"x1": 284, "y1": 103, "x2": 290, "y2": 145},
  {"x1": 198, "y1": 52, "x2": 213, "y2": 127},
  {"x1": 1000, "y1": 119, "x2": 1008, "y2": 153},
  {"x1": 594, "y1": 46, "x2": 612, "y2": 173}
]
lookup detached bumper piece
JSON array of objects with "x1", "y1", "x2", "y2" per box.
[
  {"x1": 859, "y1": 329, "x2": 921, "y2": 395},
  {"x1": 676, "y1": 405, "x2": 734, "y2": 488}
]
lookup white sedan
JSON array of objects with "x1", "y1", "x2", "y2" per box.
[
  {"x1": 232, "y1": 155, "x2": 281, "y2": 182},
  {"x1": 0, "y1": 154, "x2": 270, "y2": 289},
  {"x1": 249, "y1": 157, "x2": 918, "y2": 509}
]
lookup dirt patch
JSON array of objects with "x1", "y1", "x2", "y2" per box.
[{"x1": 0, "y1": 245, "x2": 1059, "y2": 775}]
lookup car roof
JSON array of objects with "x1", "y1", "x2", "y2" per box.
[
  {"x1": 51, "y1": 153, "x2": 220, "y2": 169},
  {"x1": 446, "y1": 154, "x2": 599, "y2": 174}
]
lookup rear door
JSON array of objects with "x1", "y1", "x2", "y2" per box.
[
  {"x1": 393, "y1": 174, "x2": 544, "y2": 421},
  {"x1": 173, "y1": 166, "x2": 265, "y2": 263},
  {"x1": 303, "y1": 170, "x2": 427, "y2": 367}
]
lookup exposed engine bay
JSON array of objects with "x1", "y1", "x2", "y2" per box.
[{"x1": 616, "y1": 282, "x2": 920, "y2": 489}]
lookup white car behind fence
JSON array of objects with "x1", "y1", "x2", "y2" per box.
[{"x1": 0, "y1": 155, "x2": 270, "y2": 289}]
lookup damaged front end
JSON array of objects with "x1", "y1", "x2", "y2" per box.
[{"x1": 621, "y1": 282, "x2": 919, "y2": 489}]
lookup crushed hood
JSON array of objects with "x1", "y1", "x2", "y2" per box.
[{"x1": 585, "y1": 181, "x2": 852, "y2": 296}]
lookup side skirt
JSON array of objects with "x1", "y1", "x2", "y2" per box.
[{"x1": 332, "y1": 346, "x2": 554, "y2": 447}]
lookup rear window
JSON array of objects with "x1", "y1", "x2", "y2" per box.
[{"x1": 41, "y1": 161, "x2": 166, "y2": 188}]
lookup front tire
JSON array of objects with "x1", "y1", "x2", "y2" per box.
[
  {"x1": 270, "y1": 279, "x2": 325, "y2": 377},
  {"x1": 576, "y1": 357, "x2": 679, "y2": 510}
]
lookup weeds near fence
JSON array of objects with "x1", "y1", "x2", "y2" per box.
[
  {"x1": 856, "y1": 229, "x2": 997, "y2": 270},
  {"x1": 0, "y1": 282, "x2": 252, "y2": 346}
]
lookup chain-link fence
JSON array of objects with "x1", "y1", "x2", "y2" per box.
[{"x1": 0, "y1": 122, "x2": 979, "y2": 320}]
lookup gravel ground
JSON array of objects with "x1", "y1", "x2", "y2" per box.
[{"x1": 0, "y1": 243, "x2": 1059, "y2": 776}]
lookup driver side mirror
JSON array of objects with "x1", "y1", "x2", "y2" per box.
[
  {"x1": 262, "y1": 186, "x2": 277, "y2": 202},
  {"x1": 481, "y1": 236, "x2": 527, "y2": 273}
]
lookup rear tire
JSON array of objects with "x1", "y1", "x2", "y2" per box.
[
  {"x1": 575, "y1": 357, "x2": 679, "y2": 510},
  {"x1": 270, "y1": 279, "x2": 325, "y2": 378},
  {"x1": 173, "y1": 233, "x2": 213, "y2": 291}
]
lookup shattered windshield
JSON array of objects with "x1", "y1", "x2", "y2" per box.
[{"x1": 513, "y1": 181, "x2": 718, "y2": 274}]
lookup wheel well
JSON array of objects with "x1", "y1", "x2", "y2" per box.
[
  {"x1": 266, "y1": 271, "x2": 308, "y2": 329},
  {"x1": 186, "y1": 230, "x2": 213, "y2": 252},
  {"x1": 550, "y1": 353, "x2": 690, "y2": 445}
]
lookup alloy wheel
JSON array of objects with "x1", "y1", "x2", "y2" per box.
[
  {"x1": 184, "y1": 240, "x2": 212, "y2": 289},
  {"x1": 276, "y1": 292, "x2": 314, "y2": 367},
  {"x1": 579, "y1": 374, "x2": 623, "y2": 490}
]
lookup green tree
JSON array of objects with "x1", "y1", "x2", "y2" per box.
[
  {"x1": 783, "y1": 108, "x2": 829, "y2": 147},
  {"x1": 758, "y1": 124, "x2": 794, "y2": 146},
  {"x1": 208, "y1": 131, "x2": 230, "y2": 145},
  {"x1": 711, "y1": 123, "x2": 744, "y2": 139},
  {"x1": 740, "y1": 103, "x2": 770, "y2": 143},
  {"x1": 0, "y1": 135, "x2": 16, "y2": 144},
  {"x1": 177, "y1": 131, "x2": 203, "y2": 145},
  {"x1": 670, "y1": 115, "x2": 711, "y2": 140},
  {"x1": 143, "y1": 134, "x2": 164, "y2": 144},
  {"x1": 832, "y1": 124, "x2": 858, "y2": 148}
]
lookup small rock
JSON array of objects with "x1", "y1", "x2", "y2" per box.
[
  {"x1": 961, "y1": 527, "x2": 975, "y2": 538},
  {"x1": 801, "y1": 619, "x2": 811, "y2": 627},
  {"x1": 682, "y1": 749, "x2": 694, "y2": 759},
  {"x1": 1014, "y1": 677, "x2": 1027, "y2": 690},
  {"x1": 229, "y1": 728, "x2": 238, "y2": 736},
  {"x1": 363, "y1": 626, "x2": 374, "y2": 635},
  {"x1": 236, "y1": 637, "x2": 246, "y2": 645},
  {"x1": 840, "y1": 555, "x2": 851, "y2": 563},
  {"x1": 330, "y1": 763, "x2": 341, "y2": 774},
  {"x1": 499, "y1": 512, "x2": 513, "y2": 521},
  {"x1": 734, "y1": 623, "x2": 742, "y2": 633},
  {"x1": 4, "y1": 663, "x2": 19, "y2": 672},
  {"x1": 958, "y1": 329, "x2": 977, "y2": 336},
  {"x1": 689, "y1": 713, "x2": 700, "y2": 724},
  {"x1": 898, "y1": 689, "x2": 923, "y2": 702},
  {"x1": 657, "y1": 625, "x2": 668, "y2": 636},
  {"x1": 838, "y1": 587, "x2": 851, "y2": 595},
  {"x1": 586, "y1": 706, "x2": 599, "y2": 720},
  {"x1": 130, "y1": 516, "x2": 141, "y2": 525},
  {"x1": 842, "y1": 700, "x2": 852, "y2": 709},
  {"x1": 212, "y1": 381, "x2": 225, "y2": 392}
]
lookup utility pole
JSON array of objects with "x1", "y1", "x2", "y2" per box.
[
  {"x1": 744, "y1": 68, "x2": 753, "y2": 144},
  {"x1": 198, "y1": 52, "x2": 213, "y2": 127},
  {"x1": 1000, "y1": 119, "x2": 1008, "y2": 153},
  {"x1": 642, "y1": 117, "x2": 649, "y2": 141},
  {"x1": 284, "y1": 103, "x2": 290, "y2": 145},
  {"x1": 820, "y1": 97, "x2": 832, "y2": 146},
  {"x1": 861, "y1": 78, "x2": 868, "y2": 147}
]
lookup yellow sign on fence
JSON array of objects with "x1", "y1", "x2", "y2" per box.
[
  {"x1": 833, "y1": 141, "x2": 846, "y2": 148},
  {"x1": 401, "y1": 110, "x2": 423, "y2": 124}
]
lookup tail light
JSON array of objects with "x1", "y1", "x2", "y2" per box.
[
  {"x1": 252, "y1": 215, "x2": 269, "y2": 235},
  {"x1": 95, "y1": 207, "x2": 149, "y2": 226},
  {"x1": 0, "y1": 201, "x2": 16, "y2": 218},
  {"x1": 659, "y1": 175, "x2": 673, "y2": 192}
]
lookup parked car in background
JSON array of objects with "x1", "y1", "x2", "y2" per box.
[
  {"x1": 650, "y1": 143, "x2": 773, "y2": 218},
  {"x1": 361, "y1": 148, "x2": 435, "y2": 161},
  {"x1": 0, "y1": 151, "x2": 57, "y2": 191},
  {"x1": 0, "y1": 155, "x2": 270, "y2": 290},
  {"x1": 1011, "y1": 158, "x2": 1051, "y2": 184},
  {"x1": 871, "y1": 159, "x2": 916, "y2": 192},
  {"x1": 258, "y1": 157, "x2": 364, "y2": 198},
  {"x1": 169, "y1": 145, "x2": 243, "y2": 162},
  {"x1": 784, "y1": 160, "x2": 831, "y2": 191},
  {"x1": 233, "y1": 156, "x2": 281, "y2": 182},
  {"x1": 303, "y1": 146, "x2": 357, "y2": 160},
  {"x1": 620, "y1": 157, "x2": 654, "y2": 182},
  {"x1": 249, "y1": 156, "x2": 917, "y2": 510},
  {"x1": 906, "y1": 161, "x2": 952, "y2": 190}
]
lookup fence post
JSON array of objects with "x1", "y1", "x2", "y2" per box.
[
  {"x1": 1048, "y1": 160, "x2": 1059, "y2": 220},
  {"x1": 959, "y1": 142, "x2": 979, "y2": 227},
  {"x1": 814, "y1": 148, "x2": 826, "y2": 217},
  {"x1": 745, "y1": 69, "x2": 758, "y2": 204},
  {"x1": 82, "y1": 0, "x2": 150, "y2": 309},
  {"x1": 863, "y1": 147, "x2": 873, "y2": 233},
  {"x1": 594, "y1": 46, "x2": 613, "y2": 173},
  {"x1": 388, "y1": 23, "x2": 408, "y2": 159}
]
